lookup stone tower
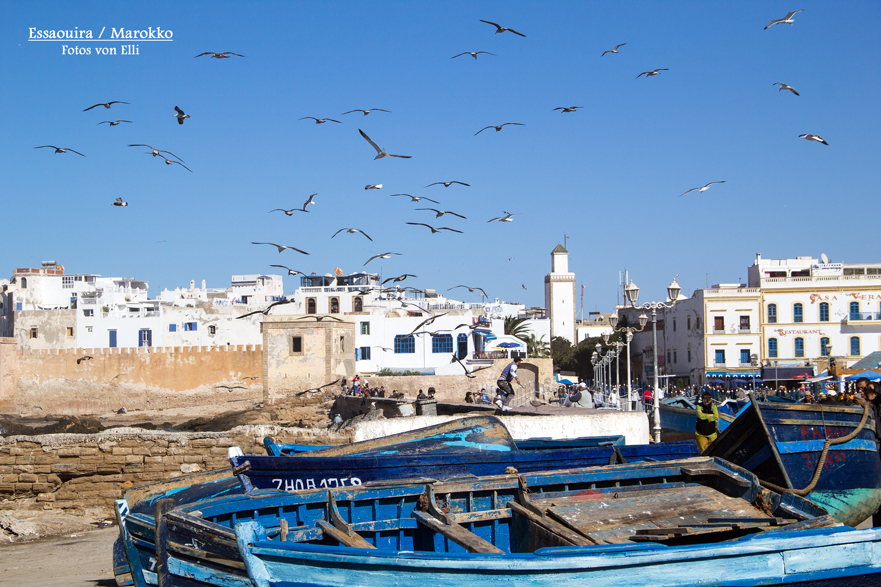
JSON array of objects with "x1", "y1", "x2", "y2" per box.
[{"x1": 544, "y1": 244, "x2": 576, "y2": 344}]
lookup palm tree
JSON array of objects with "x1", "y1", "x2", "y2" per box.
[
  {"x1": 525, "y1": 333, "x2": 550, "y2": 358},
  {"x1": 503, "y1": 316, "x2": 531, "y2": 343}
]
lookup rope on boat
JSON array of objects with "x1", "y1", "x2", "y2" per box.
[{"x1": 760, "y1": 403, "x2": 871, "y2": 496}]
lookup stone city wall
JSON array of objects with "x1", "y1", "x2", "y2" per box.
[
  {"x1": 0, "y1": 344, "x2": 263, "y2": 414},
  {"x1": 0, "y1": 426, "x2": 348, "y2": 512}
]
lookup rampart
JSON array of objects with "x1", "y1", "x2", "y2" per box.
[{"x1": 0, "y1": 426, "x2": 348, "y2": 512}]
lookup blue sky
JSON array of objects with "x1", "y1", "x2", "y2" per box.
[{"x1": 2, "y1": 1, "x2": 878, "y2": 312}]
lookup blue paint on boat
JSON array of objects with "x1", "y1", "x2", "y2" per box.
[
  {"x1": 658, "y1": 397, "x2": 736, "y2": 437},
  {"x1": 706, "y1": 396, "x2": 881, "y2": 526}
]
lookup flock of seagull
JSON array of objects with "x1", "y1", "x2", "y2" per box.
[{"x1": 35, "y1": 10, "x2": 832, "y2": 345}]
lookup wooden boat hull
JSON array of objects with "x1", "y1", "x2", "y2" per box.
[
  {"x1": 232, "y1": 441, "x2": 699, "y2": 492},
  {"x1": 658, "y1": 401, "x2": 735, "y2": 438},
  {"x1": 237, "y1": 523, "x2": 881, "y2": 587},
  {"x1": 157, "y1": 457, "x2": 829, "y2": 587},
  {"x1": 706, "y1": 399, "x2": 881, "y2": 526}
]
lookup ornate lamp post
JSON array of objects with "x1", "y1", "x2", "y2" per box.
[
  {"x1": 623, "y1": 277, "x2": 681, "y2": 442},
  {"x1": 608, "y1": 312, "x2": 648, "y2": 412},
  {"x1": 595, "y1": 343, "x2": 603, "y2": 391},
  {"x1": 591, "y1": 352, "x2": 599, "y2": 390},
  {"x1": 602, "y1": 332, "x2": 625, "y2": 408}
]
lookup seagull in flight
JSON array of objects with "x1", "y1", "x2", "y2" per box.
[
  {"x1": 679, "y1": 181, "x2": 725, "y2": 197},
  {"x1": 475, "y1": 123, "x2": 524, "y2": 135},
  {"x1": 553, "y1": 106, "x2": 582, "y2": 113},
  {"x1": 270, "y1": 193, "x2": 317, "y2": 215},
  {"x1": 112, "y1": 197, "x2": 128, "y2": 207},
  {"x1": 522, "y1": 284, "x2": 527, "y2": 290},
  {"x1": 488, "y1": 212, "x2": 518, "y2": 222},
  {"x1": 449, "y1": 285, "x2": 487, "y2": 297},
  {"x1": 341, "y1": 108, "x2": 390, "y2": 116},
  {"x1": 174, "y1": 106, "x2": 190, "y2": 124},
  {"x1": 195, "y1": 51, "x2": 245, "y2": 58},
  {"x1": 480, "y1": 19, "x2": 526, "y2": 37},
  {"x1": 364, "y1": 252, "x2": 402, "y2": 265},
  {"x1": 602, "y1": 43, "x2": 626, "y2": 56},
  {"x1": 365, "y1": 184, "x2": 382, "y2": 190},
  {"x1": 452, "y1": 354, "x2": 492, "y2": 378},
  {"x1": 333, "y1": 228, "x2": 373, "y2": 241},
  {"x1": 636, "y1": 69, "x2": 668, "y2": 79},
  {"x1": 406, "y1": 223, "x2": 463, "y2": 234},
  {"x1": 157, "y1": 154, "x2": 192, "y2": 172},
  {"x1": 417, "y1": 208, "x2": 466, "y2": 219},
  {"x1": 300, "y1": 117, "x2": 341, "y2": 124},
  {"x1": 128, "y1": 144, "x2": 184, "y2": 162},
  {"x1": 451, "y1": 51, "x2": 495, "y2": 60},
  {"x1": 77, "y1": 355, "x2": 93, "y2": 364},
  {"x1": 83, "y1": 101, "x2": 129, "y2": 111},
  {"x1": 236, "y1": 299, "x2": 295, "y2": 319},
  {"x1": 409, "y1": 311, "x2": 451, "y2": 335},
  {"x1": 252, "y1": 242, "x2": 310, "y2": 254},
  {"x1": 216, "y1": 384, "x2": 247, "y2": 391},
  {"x1": 35, "y1": 145, "x2": 85, "y2": 156},
  {"x1": 98, "y1": 120, "x2": 132, "y2": 126},
  {"x1": 382, "y1": 274, "x2": 417, "y2": 285},
  {"x1": 426, "y1": 181, "x2": 469, "y2": 188},
  {"x1": 799, "y1": 134, "x2": 828, "y2": 145},
  {"x1": 295, "y1": 379, "x2": 342, "y2": 396},
  {"x1": 764, "y1": 10, "x2": 804, "y2": 30},
  {"x1": 270, "y1": 265, "x2": 306, "y2": 276},
  {"x1": 359, "y1": 129, "x2": 411, "y2": 160},
  {"x1": 391, "y1": 194, "x2": 439, "y2": 204},
  {"x1": 773, "y1": 83, "x2": 800, "y2": 96}
]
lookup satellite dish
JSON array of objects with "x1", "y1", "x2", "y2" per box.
[
  {"x1": 334, "y1": 267, "x2": 343, "y2": 277},
  {"x1": 820, "y1": 253, "x2": 829, "y2": 264}
]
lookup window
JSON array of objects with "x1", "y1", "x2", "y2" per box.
[
  {"x1": 357, "y1": 346, "x2": 371, "y2": 361},
  {"x1": 86, "y1": 326, "x2": 92, "y2": 333},
  {"x1": 184, "y1": 322, "x2": 197, "y2": 331},
  {"x1": 83, "y1": 309, "x2": 94, "y2": 317},
  {"x1": 768, "y1": 338, "x2": 778, "y2": 358},
  {"x1": 307, "y1": 298, "x2": 316, "y2": 314},
  {"x1": 672, "y1": 318, "x2": 676, "y2": 332},
  {"x1": 767, "y1": 304, "x2": 777, "y2": 324},
  {"x1": 16, "y1": 302, "x2": 22, "y2": 311},
  {"x1": 714, "y1": 349, "x2": 725, "y2": 365},
  {"x1": 290, "y1": 336, "x2": 302, "y2": 354},
  {"x1": 394, "y1": 334, "x2": 415, "y2": 354},
  {"x1": 687, "y1": 348, "x2": 692, "y2": 362},
  {"x1": 340, "y1": 336, "x2": 345, "y2": 353},
  {"x1": 330, "y1": 297, "x2": 340, "y2": 314},
  {"x1": 109, "y1": 330, "x2": 117, "y2": 347},
  {"x1": 360, "y1": 321, "x2": 370, "y2": 335},
  {"x1": 820, "y1": 337, "x2": 830, "y2": 357},
  {"x1": 20, "y1": 278, "x2": 27, "y2": 289},
  {"x1": 139, "y1": 329, "x2": 152, "y2": 347},
  {"x1": 850, "y1": 301, "x2": 860, "y2": 320},
  {"x1": 687, "y1": 315, "x2": 691, "y2": 330},
  {"x1": 739, "y1": 316, "x2": 750, "y2": 331},
  {"x1": 169, "y1": 324, "x2": 177, "y2": 332},
  {"x1": 66, "y1": 327, "x2": 73, "y2": 336},
  {"x1": 819, "y1": 302, "x2": 829, "y2": 322},
  {"x1": 793, "y1": 303, "x2": 803, "y2": 323},
  {"x1": 457, "y1": 333, "x2": 468, "y2": 360},
  {"x1": 794, "y1": 337, "x2": 805, "y2": 358},
  {"x1": 673, "y1": 350, "x2": 677, "y2": 364},
  {"x1": 741, "y1": 349, "x2": 750, "y2": 365},
  {"x1": 208, "y1": 325, "x2": 216, "y2": 334},
  {"x1": 30, "y1": 327, "x2": 37, "y2": 338},
  {"x1": 432, "y1": 334, "x2": 453, "y2": 354},
  {"x1": 850, "y1": 336, "x2": 861, "y2": 356},
  {"x1": 354, "y1": 297, "x2": 363, "y2": 312},
  {"x1": 666, "y1": 350, "x2": 671, "y2": 365},
  {"x1": 714, "y1": 316, "x2": 724, "y2": 332}
]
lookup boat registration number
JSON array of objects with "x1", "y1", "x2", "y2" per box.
[{"x1": 271, "y1": 477, "x2": 363, "y2": 491}]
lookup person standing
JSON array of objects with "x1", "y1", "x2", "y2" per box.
[
  {"x1": 695, "y1": 391, "x2": 720, "y2": 452},
  {"x1": 497, "y1": 357, "x2": 522, "y2": 407}
]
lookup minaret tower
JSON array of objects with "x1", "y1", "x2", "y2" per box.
[{"x1": 544, "y1": 244, "x2": 576, "y2": 344}]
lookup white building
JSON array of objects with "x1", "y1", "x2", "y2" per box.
[
  {"x1": 544, "y1": 244, "x2": 576, "y2": 344},
  {"x1": 617, "y1": 254, "x2": 881, "y2": 388}
]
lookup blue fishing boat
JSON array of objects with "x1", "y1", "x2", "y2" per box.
[
  {"x1": 263, "y1": 434, "x2": 626, "y2": 456},
  {"x1": 706, "y1": 394, "x2": 881, "y2": 526},
  {"x1": 216, "y1": 458, "x2": 881, "y2": 587},
  {"x1": 158, "y1": 457, "x2": 833, "y2": 587},
  {"x1": 658, "y1": 396, "x2": 736, "y2": 439}
]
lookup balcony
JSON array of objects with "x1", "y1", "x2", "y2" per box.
[
  {"x1": 713, "y1": 361, "x2": 727, "y2": 367},
  {"x1": 846, "y1": 311, "x2": 881, "y2": 324},
  {"x1": 738, "y1": 327, "x2": 752, "y2": 333},
  {"x1": 713, "y1": 328, "x2": 726, "y2": 334}
]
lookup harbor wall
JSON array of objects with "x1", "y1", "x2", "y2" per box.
[
  {"x1": 0, "y1": 344, "x2": 264, "y2": 414},
  {"x1": 0, "y1": 426, "x2": 347, "y2": 512},
  {"x1": 353, "y1": 413, "x2": 651, "y2": 445}
]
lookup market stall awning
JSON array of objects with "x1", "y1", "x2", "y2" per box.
[
  {"x1": 762, "y1": 366, "x2": 813, "y2": 380},
  {"x1": 706, "y1": 371, "x2": 760, "y2": 378}
]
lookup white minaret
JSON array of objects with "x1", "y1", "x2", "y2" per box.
[{"x1": 544, "y1": 244, "x2": 576, "y2": 344}]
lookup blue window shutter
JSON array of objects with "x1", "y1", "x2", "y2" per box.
[{"x1": 355, "y1": 348, "x2": 361, "y2": 361}]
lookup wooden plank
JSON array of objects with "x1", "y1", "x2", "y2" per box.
[
  {"x1": 315, "y1": 520, "x2": 376, "y2": 549},
  {"x1": 154, "y1": 498, "x2": 174, "y2": 587},
  {"x1": 507, "y1": 500, "x2": 597, "y2": 546},
  {"x1": 680, "y1": 465, "x2": 751, "y2": 487},
  {"x1": 411, "y1": 510, "x2": 504, "y2": 554}
]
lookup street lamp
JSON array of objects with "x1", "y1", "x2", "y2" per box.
[
  {"x1": 608, "y1": 312, "x2": 648, "y2": 412},
  {"x1": 591, "y1": 352, "x2": 599, "y2": 390},
  {"x1": 624, "y1": 277, "x2": 681, "y2": 443},
  {"x1": 602, "y1": 332, "x2": 626, "y2": 409}
]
